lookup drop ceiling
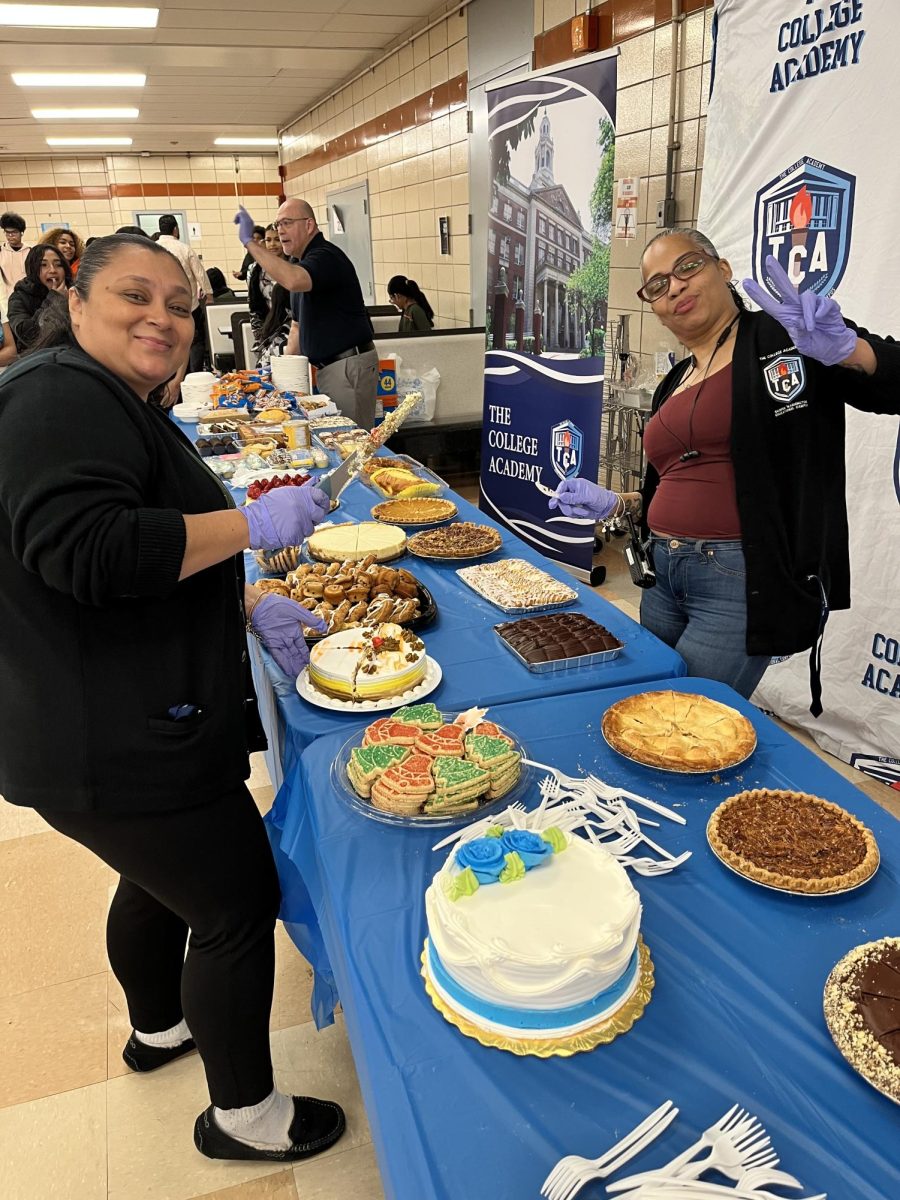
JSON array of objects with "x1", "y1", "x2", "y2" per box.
[{"x1": 0, "y1": 0, "x2": 443, "y2": 157}]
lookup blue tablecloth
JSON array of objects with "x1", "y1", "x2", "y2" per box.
[{"x1": 283, "y1": 677, "x2": 899, "y2": 1200}]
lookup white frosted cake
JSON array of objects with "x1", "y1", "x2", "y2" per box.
[
  {"x1": 308, "y1": 621, "x2": 426, "y2": 700},
  {"x1": 424, "y1": 828, "x2": 642, "y2": 1042}
]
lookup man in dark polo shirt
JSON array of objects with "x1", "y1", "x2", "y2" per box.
[{"x1": 234, "y1": 200, "x2": 377, "y2": 427}]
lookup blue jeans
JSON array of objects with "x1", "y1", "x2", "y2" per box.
[{"x1": 640, "y1": 538, "x2": 771, "y2": 698}]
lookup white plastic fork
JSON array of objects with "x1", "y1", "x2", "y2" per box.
[
  {"x1": 607, "y1": 1106, "x2": 761, "y2": 1193},
  {"x1": 611, "y1": 1132, "x2": 774, "y2": 1193},
  {"x1": 541, "y1": 1101, "x2": 678, "y2": 1200},
  {"x1": 623, "y1": 1188, "x2": 825, "y2": 1200},
  {"x1": 586, "y1": 773, "x2": 687, "y2": 825},
  {"x1": 734, "y1": 1163, "x2": 803, "y2": 1191}
]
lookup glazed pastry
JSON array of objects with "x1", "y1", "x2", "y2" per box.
[
  {"x1": 393, "y1": 578, "x2": 418, "y2": 599},
  {"x1": 302, "y1": 578, "x2": 325, "y2": 598},
  {"x1": 348, "y1": 602, "x2": 368, "y2": 623},
  {"x1": 323, "y1": 584, "x2": 345, "y2": 605},
  {"x1": 347, "y1": 584, "x2": 370, "y2": 603}
]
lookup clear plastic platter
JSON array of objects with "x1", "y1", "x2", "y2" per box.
[{"x1": 329, "y1": 714, "x2": 531, "y2": 827}]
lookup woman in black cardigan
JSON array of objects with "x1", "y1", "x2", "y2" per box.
[
  {"x1": 7, "y1": 242, "x2": 72, "y2": 350},
  {"x1": 0, "y1": 235, "x2": 345, "y2": 1162}
]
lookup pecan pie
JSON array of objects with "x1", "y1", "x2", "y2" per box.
[
  {"x1": 707, "y1": 789, "x2": 880, "y2": 894},
  {"x1": 601, "y1": 691, "x2": 756, "y2": 772},
  {"x1": 407, "y1": 522, "x2": 502, "y2": 559},
  {"x1": 824, "y1": 937, "x2": 900, "y2": 1104}
]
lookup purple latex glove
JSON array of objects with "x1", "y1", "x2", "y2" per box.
[
  {"x1": 742, "y1": 254, "x2": 857, "y2": 366},
  {"x1": 234, "y1": 205, "x2": 256, "y2": 247},
  {"x1": 548, "y1": 477, "x2": 618, "y2": 519},
  {"x1": 250, "y1": 593, "x2": 326, "y2": 676},
  {"x1": 240, "y1": 483, "x2": 330, "y2": 551}
]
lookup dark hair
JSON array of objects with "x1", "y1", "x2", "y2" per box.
[
  {"x1": 1, "y1": 211, "x2": 26, "y2": 234},
  {"x1": 150, "y1": 230, "x2": 162, "y2": 241},
  {"x1": 387, "y1": 274, "x2": 434, "y2": 324},
  {"x1": 116, "y1": 224, "x2": 148, "y2": 236},
  {"x1": 253, "y1": 225, "x2": 266, "y2": 239},
  {"x1": 25, "y1": 243, "x2": 73, "y2": 292},
  {"x1": 40, "y1": 225, "x2": 85, "y2": 262},
  {"x1": 264, "y1": 223, "x2": 276, "y2": 234},
  {"x1": 258, "y1": 283, "x2": 291, "y2": 344},
  {"x1": 641, "y1": 227, "x2": 746, "y2": 311},
  {"x1": 27, "y1": 235, "x2": 187, "y2": 403},
  {"x1": 206, "y1": 266, "x2": 228, "y2": 295},
  {"x1": 158, "y1": 214, "x2": 179, "y2": 236},
  {"x1": 85, "y1": 236, "x2": 98, "y2": 249}
]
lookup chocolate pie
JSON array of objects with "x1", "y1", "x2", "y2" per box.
[
  {"x1": 824, "y1": 937, "x2": 900, "y2": 1103},
  {"x1": 707, "y1": 789, "x2": 879, "y2": 894},
  {"x1": 602, "y1": 691, "x2": 756, "y2": 772}
]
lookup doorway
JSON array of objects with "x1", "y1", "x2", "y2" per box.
[{"x1": 324, "y1": 182, "x2": 375, "y2": 304}]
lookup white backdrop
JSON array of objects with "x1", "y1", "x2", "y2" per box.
[{"x1": 700, "y1": 0, "x2": 900, "y2": 783}]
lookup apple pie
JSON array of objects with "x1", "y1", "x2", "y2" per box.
[
  {"x1": 707, "y1": 789, "x2": 880, "y2": 894},
  {"x1": 601, "y1": 690, "x2": 756, "y2": 772}
]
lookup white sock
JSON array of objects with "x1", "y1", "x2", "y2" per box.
[
  {"x1": 134, "y1": 1018, "x2": 192, "y2": 1048},
  {"x1": 214, "y1": 1088, "x2": 294, "y2": 1150}
]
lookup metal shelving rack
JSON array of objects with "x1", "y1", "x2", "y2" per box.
[{"x1": 599, "y1": 317, "x2": 652, "y2": 494}]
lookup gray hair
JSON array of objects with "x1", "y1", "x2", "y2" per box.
[{"x1": 642, "y1": 227, "x2": 721, "y2": 261}]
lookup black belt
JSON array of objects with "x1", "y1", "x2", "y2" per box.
[{"x1": 313, "y1": 341, "x2": 375, "y2": 370}]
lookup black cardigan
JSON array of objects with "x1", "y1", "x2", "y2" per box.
[
  {"x1": 642, "y1": 309, "x2": 900, "y2": 662},
  {"x1": 0, "y1": 345, "x2": 255, "y2": 812}
]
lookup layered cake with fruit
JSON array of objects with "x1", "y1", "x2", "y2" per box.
[
  {"x1": 308, "y1": 622, "x2": 426, "y2": 700},
  {"x1": 423, "y1": 821, "x2": 646, "y2": 1049}
]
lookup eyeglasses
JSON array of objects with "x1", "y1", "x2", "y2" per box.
[
  {"x1": 272, "y1": 216, "x2": 313, "y2": 232},
  {"x1": 636, "y1": 251, "x2": 717, "y2": 303}
]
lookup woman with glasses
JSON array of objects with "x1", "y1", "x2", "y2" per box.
[{"x1": 550, "y1": 227, "x2": 900, "y2": 707}]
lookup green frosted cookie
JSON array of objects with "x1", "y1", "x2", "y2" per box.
[
  {"x1": 392, "y1": 702, "x2": 443, "y2": 729},
  {"x1": 465, "y1": 734, "x2": 517, "y2": 766},
  {"x1": 350, "y1": 743, "x2": 410, "y2": 782},
  {"x1": 432, "y1": 756, "x2": 490, "y2": 800}
]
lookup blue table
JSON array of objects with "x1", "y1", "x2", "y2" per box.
[{"x1": 283, "y1": 677, "x2": 899, "y2": 1200}]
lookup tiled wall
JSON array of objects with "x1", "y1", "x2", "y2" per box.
[
  {"x1": 281, "y1": 8, "x2": 471, "y2": 328},
  {"x1": 0, "y1": 155, "x2": 282, "y2": 278}
]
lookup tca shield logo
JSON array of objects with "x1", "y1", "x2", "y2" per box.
[
  {"x1": 752, "y1": 156, "x2": 855, "y2": 297},
  {"x1": 763, "y1": 353, "x2": 806, "y2": 404},
  {"x1": 550, "y1": 419, "x2": 583, "y2": 481}
]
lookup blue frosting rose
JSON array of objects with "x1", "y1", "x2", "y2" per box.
[
  {"x1": 500, "y1": 829, "x2": 553, "y2": 870},
  {"x1": 456, "y1": 837, "x2": 506, "y2": 884}
]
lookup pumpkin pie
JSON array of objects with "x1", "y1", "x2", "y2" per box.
[
  {"x1": 707, "y1": 789, "x2": 879, "y2": 894},
  {"x1": 602, "y1": 690, "x2": 756, "y2": 772},
  {"x1": 371, "y1": 498, "x2": 458, "y2": 524}
]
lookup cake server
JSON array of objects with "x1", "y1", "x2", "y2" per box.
[{"x1": 315, "y1": 449, "x2": 361, "y2": 502}]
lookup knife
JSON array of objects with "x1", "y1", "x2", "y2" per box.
[{"x1": 315, "y1": 449, "x2": 362, "y2": 501}]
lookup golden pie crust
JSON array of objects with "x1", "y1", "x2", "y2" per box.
[
  {"x1": 601, "y1": 690, "x2": 756, "y2": 772},
  {"x1": 707, "y1": 789, "x2": 880, "y2": 894},
  {"x1": 371, "y1": 498, "x2": 458, "y2": 524}
]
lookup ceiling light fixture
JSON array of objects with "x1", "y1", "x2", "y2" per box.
[
  {"x1": 32, "y1": 107, "x2": 140, "y2": 119},
  {"x1": 0, "y1": 5, "x2": 158, "y2": 28},
  {"x1": 46, "y1": 136, "x2": 134, "y2": 146},
  {"x1": 13, "y1": 72, "x2": 146, "y2": 86},
  {"x1": 214, "y1": 137, "x2": 279, "y2": 147}
]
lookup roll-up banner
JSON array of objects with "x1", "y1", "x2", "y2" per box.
[
  {"x1": 701, "y1": 0, "x2": 900, "y2": 781},
  {"x1": 479, "y1": 52, "x2": 618, "y2": 578}
]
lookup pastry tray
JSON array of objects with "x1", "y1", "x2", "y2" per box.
[
  {"x1": 455, "y1": 567, "x2": 578, "y2": 615},
  {"x1": 303, "y1": 579, "x2": 438, "y2": 645},
  {"x1": 330, "y1": 716, "x2": 531, "y2": 828},
  {"x1": 361, "y1": 454, "x2": 448, "y2": 500},
  {"x1": 493, "y1": 625, "x2": 622, "y2": 673}
]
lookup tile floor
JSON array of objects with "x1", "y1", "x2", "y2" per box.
[{"x1": 2, "y1": 510, "x2": 896, "y2": 1200}]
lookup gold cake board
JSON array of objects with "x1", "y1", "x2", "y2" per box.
[{"x1": 421, "y1": 936, "x2": 654, "y2": 1058}]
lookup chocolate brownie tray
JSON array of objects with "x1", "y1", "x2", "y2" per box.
[{"x1": 493, "y1": 612, "x2": 623, "y2": 673}]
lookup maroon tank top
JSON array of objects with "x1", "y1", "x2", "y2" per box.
[{"x1": 643, "y1": 362, "x2": 742, "y2": 539}]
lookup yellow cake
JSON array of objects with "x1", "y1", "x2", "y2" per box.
[
  {"x1": 307, "y1": 521, "x2": 406, "y2": 563},
  {"x1": 308, "y1": 622, "x2": 427, "y2": 700}
]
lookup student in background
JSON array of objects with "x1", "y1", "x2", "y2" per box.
[
  {"x1": 388, "y1": 274, "x2": 434, "y2": 331},
  {"x1": 0, "y1": 211, "x2": 31, "y2": 308}
]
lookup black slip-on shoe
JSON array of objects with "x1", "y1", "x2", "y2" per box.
[
  {"x1": 193, "y1": 1095, "x2": 347, "y2": 1162},
  {"x1": 122, "y1": 1031, "x2": 197, "y2": 1073}
]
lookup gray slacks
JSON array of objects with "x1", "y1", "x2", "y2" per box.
[{"x1": 316, "y1": 347, "x2": 378, "y2": 429}]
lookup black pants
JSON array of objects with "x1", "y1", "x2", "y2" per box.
[{"x1": 40, "y1": 785, "x2": 281, "y2": 1109}]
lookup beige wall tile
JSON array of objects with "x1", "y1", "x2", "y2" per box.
[
  {"x1": 0, "y1": 1082, "x2": 106, "y2": 1200},
  {"x1": 0, "y1": 830, "x2": 110, "y2": 999},
  {"x1": 0, "y1": 973, "x2": 107, "y2": 1108}
]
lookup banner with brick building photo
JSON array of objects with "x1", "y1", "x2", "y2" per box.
[{"x1": 479, "y1": 52, "x2": 618, "y2": 575}]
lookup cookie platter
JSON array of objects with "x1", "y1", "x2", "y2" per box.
[
  {"x1": 331, "y1": 709, "x2": 529, "y2": 827},
  {"x1": 456, "y1": 558, "x2": 578, "y2": 614}
]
